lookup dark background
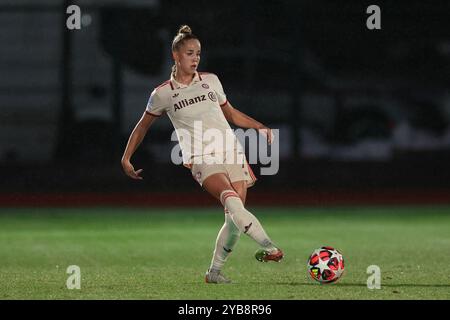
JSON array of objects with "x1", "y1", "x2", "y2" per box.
[{"x1": 1, "y1": 0, "x2": 449, "y2": 206}]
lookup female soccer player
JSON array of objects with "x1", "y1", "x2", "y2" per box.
[{"x1": 121, "y1": 25, "x2": 283, "y2": 284}]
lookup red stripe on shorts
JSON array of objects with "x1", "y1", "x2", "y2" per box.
[{"x1": 245, "y1": 160, "x2": 257, "y2": 182}]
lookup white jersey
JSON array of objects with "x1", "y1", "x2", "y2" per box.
[{"x1": 145, "y1": 72, "x2": 242, "y2": 165}]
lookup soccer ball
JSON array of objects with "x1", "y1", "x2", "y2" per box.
[{"x1": 307, "y1": 246, "x2": 345, "y2": 283}]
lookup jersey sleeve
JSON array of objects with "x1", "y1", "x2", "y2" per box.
[
  {"x1": 211, "y1": 75, "x2": 228, "y2": 107},
  {"x1": 145, "y1": 89, "x2": 168, "y2": 116}
]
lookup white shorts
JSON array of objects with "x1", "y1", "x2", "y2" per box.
[{"x1": 188, "y1": 150, "x2": 257, "y2": 188}]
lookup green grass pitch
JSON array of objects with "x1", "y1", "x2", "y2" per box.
[{"x1": 0, "y1": 206, "x2": 449, "y2": 299}]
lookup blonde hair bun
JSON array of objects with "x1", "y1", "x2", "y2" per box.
[{"x1": 178, "y1": 25, "x2": 192, "y2": 35}]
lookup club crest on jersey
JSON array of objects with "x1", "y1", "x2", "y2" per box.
[
  {"x1": 202, "y1": 83, "x2": 209, "y2": 89},
  {"x1": 173, "y1": 95, "x2": 206, "y2": 112},
  {"x1": 208, "y1": 91, "x2": 217, "y2": 102}
]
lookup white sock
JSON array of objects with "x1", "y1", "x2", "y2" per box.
[
  {"x1": 220, "y1": 190, "x2": 276, "y2": 250},
  {"x1": 209, "y1": 209, "x2": 241, "y2": 271}
]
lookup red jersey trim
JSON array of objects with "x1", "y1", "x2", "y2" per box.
[
  {"x1": 155, "y1": 80, "x2": 170, "y2": 91},
  {"x1": 145, "y1": 111, "x2": 161, "y2": 117},
  {"x1": 220, "y1": 100, "x2": 228, "y2": 107}
]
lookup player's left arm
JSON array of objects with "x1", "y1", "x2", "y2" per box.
[{"x1": 221, "y1": 101, "x2": 273, "y2": 144}]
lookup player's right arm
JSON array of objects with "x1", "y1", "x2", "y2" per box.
[
  {"x1": 121, "y1": 112, "x2": 158, "y2": 180},
  {"x1": 122, "y1": 84, "x2": 168, "y2": 179}
]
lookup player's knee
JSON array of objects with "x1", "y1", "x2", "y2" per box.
[{"x1": 231, "y1": 181, "x2": 247, "y2": 203}]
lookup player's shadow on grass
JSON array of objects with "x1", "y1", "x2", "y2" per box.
[{"x1": 276, "y1": 282, "x2": 450, "y2": 288}]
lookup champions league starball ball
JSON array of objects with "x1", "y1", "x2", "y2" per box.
[{"x1": 307, "y1": 246, "x2": 345, "y2": 283}]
